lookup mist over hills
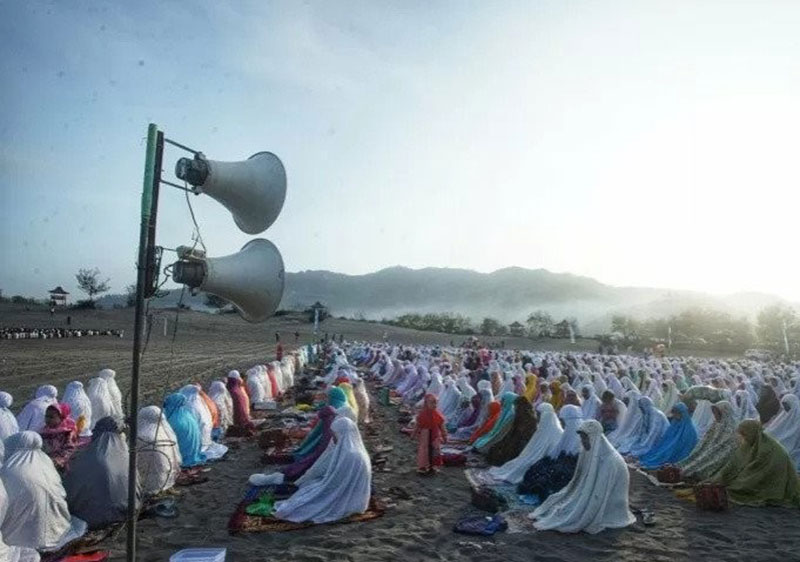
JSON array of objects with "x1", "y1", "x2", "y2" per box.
[
  {"x1": 281, "y1": 267, "x2": 790, "y2": 333},
  {"x1": 98, "y1": 266, "x2": 792, "y2": 334}
]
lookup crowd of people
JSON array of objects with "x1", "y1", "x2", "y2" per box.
[
  {"x1": 349, "y1": 344, "x2": 800, "y2": 532},
  {"x1": 2, "y1": 336, "x2": 800, "y2": 558},
  {"x1": 0, "y1": 349, "x2": 311, "y2": 561},
  {"x1": 0, "y1": 327, "x2": 124, "y2": 340}
]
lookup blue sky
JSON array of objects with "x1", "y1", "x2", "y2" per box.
[{"x1": 1, "y1": 0, "x2": 799, "y2": 301}]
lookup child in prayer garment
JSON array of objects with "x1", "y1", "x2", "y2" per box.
[
  {"x1": 413, "y1": 394, "x2": 447, "y2": 474},
  {"x1": 39, "y1": 404, "x2": 77, "y2": 471}
]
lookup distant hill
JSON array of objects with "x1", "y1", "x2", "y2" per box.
[{"x1": 97, "y1": 266, "x2": 795, "y2": 333}]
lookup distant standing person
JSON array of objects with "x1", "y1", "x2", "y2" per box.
[
  {"x1": 274, "y1": 332, "x2": 280, "y2": 343},
  {"x1": 294, "y1": 331, "x2": 300, "y2": 344},
  {"x1": 276, "y1": 341, "x2": 284, "y2": 361}
]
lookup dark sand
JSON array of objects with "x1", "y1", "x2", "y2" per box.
[{"x1": 2, "y1": 305, "x2": 799, "y2": 561}]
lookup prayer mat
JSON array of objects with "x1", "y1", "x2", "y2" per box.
[
  {"x1": 226, "y1": 426, "x2": 256, "y2": 438},
  {"x1": 453, "y1": 513, "x2": 508, "y2": 536},
  {"x1": 442, "y1": 453, "x2": 467, "y2": 466},
  {"x1": 464, "y1": 469, "x2": 526, "y2": 513},
  {"x1": 634, "y1": 467, "x2": 689, "y2": 489},
  {"x1": 176, "y1": 468, "x2": 210, "y2": 487},
  {"x1": 229, "y1": 489, "x2": 384, "y2": 535},
  {"x1": 54, "y1": 552, "x2": 109, "y2": 562},
  {"x1": 258, "y1": 429, "x2": 293, "y2": 450},
  {"x1": 261, "y1": 449, "x2": 294, "y2": 464},
  {"x1": 40, "y1": 527, "x2": 119, "y2": 562},
  {"x1": 502, "y1": 509, "x2": 538, "y2": 534}
]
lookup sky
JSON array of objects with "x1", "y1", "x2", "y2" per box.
[{"x1": 1, "y1": 0, "x2": 799, "y2": 302}]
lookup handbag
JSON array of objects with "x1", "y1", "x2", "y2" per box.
[
  {"x1": 656, "y1": 464, "x2": 682, "y2": 484},
  {"x1": 693, "y1": 483, "x2": 729, "y2": 511}
]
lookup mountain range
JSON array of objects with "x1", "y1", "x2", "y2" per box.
[{"x1": 97, "y1": 266, "x2": 794, "y2": 334}]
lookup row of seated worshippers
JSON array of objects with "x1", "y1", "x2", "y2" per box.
[
  {"x1": 0, "y1": 347, "x2": 313, "y2": 560},
  {"x1": 1, "y1": 327, "x2": 124, "y2": 340},
  {"x1": 245, "y1": 346, "x2": 375, "y2": 524},
  {"x1": 355, "y1": 344, "x2": 800, "y2": 534}
]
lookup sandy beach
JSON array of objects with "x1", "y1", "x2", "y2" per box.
[{"x1": 2, "y1": 307, "x2": 799, "y2": 561}]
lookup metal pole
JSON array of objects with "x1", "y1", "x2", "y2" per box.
[{"x1": 127, "y1": 123, "x2": 159, "y2": 562}]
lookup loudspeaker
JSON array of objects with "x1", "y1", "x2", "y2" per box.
[
  {"x1": 172, "y1": 239, "x2": 284, "y2": 323},
  {"x1": 176, "y1": 152, "x2": 287, "y2": 235}
]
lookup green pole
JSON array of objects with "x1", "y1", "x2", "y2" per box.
[{"x1": 126, "y1": 123, "x2": 159, "y2": 562}]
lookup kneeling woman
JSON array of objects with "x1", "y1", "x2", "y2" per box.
[
  {"x1": 530, "y1": 420, "x2": 635, "y2": 534},
  {"x1": 64, "y1": 417, "x2": 141, "y2": 529},
  {"x1": 706, "y1": 419, "x2": 800, "y2": 507},
  {"x1": 517, "y1": 404, "x2": 583, "y2": 500},
  {"x1": 638, "y1": 403, "x2": 698, "y2": 470},
  {"x1": 273, "y1": 417, "x2": 371, "y2": 524}
]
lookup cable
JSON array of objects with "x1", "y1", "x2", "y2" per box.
[{"x1": 184, "y1": 185, "x2": 206, "y2": 253}]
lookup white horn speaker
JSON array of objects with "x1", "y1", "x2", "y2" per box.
[
  {"x1": 172, "y1": 239, "x2": 285, "y2": 323},
  {"x1": 175, "y1": 152, "x2": 287, "y2": 235}
]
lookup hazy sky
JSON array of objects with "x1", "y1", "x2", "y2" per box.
[{"x1": 1, "y1": 0, "x2": 799, "y2": 302}]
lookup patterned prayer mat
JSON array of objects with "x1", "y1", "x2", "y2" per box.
[
  {"x1": 464, "y1": 468, "x2": 526, "y2": 512},
  {"x1": 228, "y1": 486, "x2": 384, "y2": 535}
]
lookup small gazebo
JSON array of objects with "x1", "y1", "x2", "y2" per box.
[{"x1": 48, "y1": 286, "x2": 69, "y2": 307}]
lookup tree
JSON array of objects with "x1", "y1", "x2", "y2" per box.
[
  {"x1": 757, "y1": 305, "x2": 797, "y2": 351},
  {"x1": 125, "y1": 284, "x2": 137, "y2": 308},
  {"x1": 75, "y1": 268, "x2": 110, "y2": 302},
  {"x1": 553, "y1": 320, "x2": 572, "y2": 339},
  {"x1": 508, "y1": 321, "x2": 525, "y2": 337},
  {"x1": 610, "y1": 315, "x2": 639, "y2": 340},
  {"x1": 526, "y1": 311, "x2": 554, "y2": 338},
  {"x1": 480, "y1": 317, "x2": 502, "y2": 336}
]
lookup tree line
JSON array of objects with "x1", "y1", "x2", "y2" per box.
[
  {"x1": 607, "y1": 305, "x2": 799, "y2": 354},
  {"x1": 383, "y1": 311, "x2": 579, "y2": 339}
]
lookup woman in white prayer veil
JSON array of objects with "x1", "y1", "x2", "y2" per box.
[
  {"x1": 137, "y1": 406, "x2": 182, "y2": 496},
  {"x1": 273, "y1": 361, "x2": 290, "y2": 392},
  {"x1": 97, "y1": 369, "x2": 124, "y2": 418},
  {"x1": 16, "y1": 386, "x2": 58, "y2": 433},
  {"x1": 274, "y1": 416, "x2": 371, "y2": 524},
  {"x1": 86, "y1": 378, "x2": 114, "y2": 430},
  {"x1": 580, "y1": 385, "x2": 601, "y2": 421},
  {"x1": 335, "y1": 403, "x2": 358, "y2": 424},
  {"x1": 607, "y1": 389, "x2": 642, "y2": 449},
  {"x1": 592, "y1": 373, "x2": 608, "y2": 397},
  {"x1": 0, "y1": 476, "x2": 42, "y2": 562},
  {"x1": 0, "y1": 432, "x2": 87, "y2": 551},
  {"x1": 427, "y1": 372, "x2": 444, "y2": 398},
  {"x1": 62, "y1": 382, "x2": 93, "y2": 438},
  {"x1": 281, "y1": 357, "x2": 295, "y2": 388},
  {"x1": 179, "y1": 385, "x2": 228, "y2": 461},
  {"x1": 660, "y1": 380, "x2": 680, "y2": 414},
  {"x1": 257, "y1": 365, "x2": 274, "y2": 399},
  {"x1": 498, "y1": 372, "x2": 515, "y2": 396},
  {"x1": 765, "y1": 394, "x2": 800, "y2": 469},
  {"x1": 207, "y1": 381, "x2": 234, "y2": 433},
  {"x1": 531, "y1": 420, "x2": 636, "y2": 534},
  {"x1": 438, "y1": 377, "x2": 462, "y2": 420},
  {"x1": 353, "y1": 379, "x2": 372, "y2": 424},
  {"x1": 692, "y1": 399, "x2": 715, "y2": 439},
  {"x1": 0, "y1": 392, "x2": 20, "y2": 441},
  {"x1": 489, "y1": 403, "x2": 563, "y2": 484},
  {"x1": 246, "y1": 368, "x2": 268, "y2": 405},
  {"x1": 645, "y1": 379, "x2": 663, "y2": 408},
  {"x1": 606, "y1": 374, "x2": 625, "y2": 398},
  {"x1": 733, "y1": 389, "x2": 759, "y2": 422}
]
